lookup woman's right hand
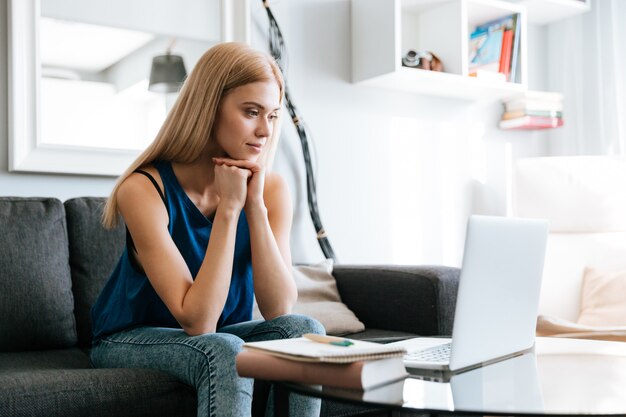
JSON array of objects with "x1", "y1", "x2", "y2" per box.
[{"x1": 213, "y1": 158, "x2": 251, "y2": 211}]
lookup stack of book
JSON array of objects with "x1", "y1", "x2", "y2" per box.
[
  {"x1": 236, "y1": 334, "x2": 408, "y2": 391},
  {"x1": 499, "y1": 91, "x2": 564, "y2": 130},
  {"x1": 468, "y1": 13, "x2": 521, "y2": 83}
]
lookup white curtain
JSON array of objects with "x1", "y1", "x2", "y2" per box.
[{"x1": 546, "y1": 0, "x2": 626, "y2": 156}]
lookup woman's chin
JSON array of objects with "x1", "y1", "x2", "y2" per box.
[
  {"x1": 220, "y1": 150, "x2": 261, "y2": 163},
  {"x1": 242, "y1": 154, "x2": 261, "y2": 163}
]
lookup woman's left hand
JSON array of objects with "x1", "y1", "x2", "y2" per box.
[{"x1": 213, "y1": 158, "x2": 266, "y2": 209}]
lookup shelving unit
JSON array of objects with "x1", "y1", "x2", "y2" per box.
[
  {"x1": 351, "y1": 0, "x2": 589, "y2": 101},
  {"x1": 506, "y1": 0, "x2": 590, "y2": 25},
  {"x1": 352, "y1": 0, "x2": 527, "y2": 100}
]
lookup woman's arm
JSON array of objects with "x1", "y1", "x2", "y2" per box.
[
  {"x1": 118, "y1": 165, "x2": 250, "y2": 335},
  {"x1": 247, "y1": 172, "x2": 298, "y2": 319},
  {"x1": 212, "y1": 158, "x2": 297, "y2": 319}
]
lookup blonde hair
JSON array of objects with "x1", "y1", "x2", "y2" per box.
[{"x1": 102, "y1": 42, "x2": 284, "y2": 229}]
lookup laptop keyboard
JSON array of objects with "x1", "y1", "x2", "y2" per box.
[{"x1": 405, "y1": 342, "x2": 452, "y2": 363}]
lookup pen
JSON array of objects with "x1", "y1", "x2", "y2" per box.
[{"x1": 303, "y1": 333, "x2": 354, "y2": 347}]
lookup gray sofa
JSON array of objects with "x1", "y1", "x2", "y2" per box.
[{"x1": 0, "y1": 197, "x2": 460, "y2": 417}]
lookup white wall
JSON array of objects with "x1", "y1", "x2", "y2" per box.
[
  {"x1": 0, "y1": 0, "x2": 550, "y2": 266},
  {"x1": 248, "y1": 0, "x2": 549, "y2": 265}
]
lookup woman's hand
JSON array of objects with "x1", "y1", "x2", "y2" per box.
[
  {"x1": 213, "y1": 158, "x2": 266, "y2": 210},
  {"x1": 213, "y1": 158, "x2": 251, "y2": 211}
]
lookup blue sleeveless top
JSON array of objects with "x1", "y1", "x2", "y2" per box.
[{"x1": 91, "y1": 161, "x2": 253, "y2": 341}]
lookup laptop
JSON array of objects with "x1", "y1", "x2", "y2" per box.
[{"x1": 390, "y1": 215, "x2": 548, "y2": 376}]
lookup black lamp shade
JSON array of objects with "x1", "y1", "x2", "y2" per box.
[{"x1": 148, "y1": 54, "x2": 187, "y2": 93}]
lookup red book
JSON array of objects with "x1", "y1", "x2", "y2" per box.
[
  {"x1": 236, "y1": 350, "x2": 407, "y2": 390},
  {"x1": 499, "y1": 29, "x2": 513, "y2": 81},
  {"x1": 499, "y1": 115, "x2": 564, "y2": 130}
]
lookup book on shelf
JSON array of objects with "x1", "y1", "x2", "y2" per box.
[
  {"x1": 468, "y1": 27, "x2": 504, "y2": 73},
  {"x1": 469, "y1": 14, "x2": 518, "y2": 81},
  {"x1": 474, "y1": 14, "x2": 515, "y2": 34},
  {"x1": 240, "y1": 336, "x2": 406, "y2": 363},
  {"x1": 509, "y1": 14, "x2": 521, "y2": 83},
  {"x1": 502, "y1": 109, "x2": 563, "y2": 120},
  {"x1": 504, "y1": 100, "x2": 564, "y2": 113},
  {"x1": 503, "y1": 91, "x2": 564, "y2": 113},
  {"x1": 236, "y1": 350, "x2": 408, "y2": 390},
  {"x1": 498, "y1": 28, "x2": 513, "y2": 80},
  {"x1": 499, "y1": 115, "x2": 564, "y2": 130}
]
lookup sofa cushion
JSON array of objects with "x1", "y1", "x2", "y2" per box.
[
  {"x1": 0, "y1": 348, "x2": 92, "y2": 371},
  {"x1": 64, "y1": 197, "x2": 126, "y2": 347},
  {"x1": 0, "y1": 362, "x2": 196, "y2": 417},
  {"x1": 0, "y1": 197, "x2": 76, "y2": 351},
  {"x1": 0, "y1": 348, "x2": 195, "y2": 417}
]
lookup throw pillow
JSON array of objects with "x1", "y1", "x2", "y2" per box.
[
  {"x1": 252, "y1": 259, "x2": 365, "y2": 336},
  {"x1": 578, "y1": 267, "x2": 626, "y2": 327}
]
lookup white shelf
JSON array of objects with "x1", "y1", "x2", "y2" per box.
[
  {"x1": 359, "y1": 66, "x2": 525, "y2": 101},
  {"x1": 351, "y1": 0, "x2": 528, "y2": 101},
  {"x1": 506, "y1": 0, "x2": 590, "y2": 25}
]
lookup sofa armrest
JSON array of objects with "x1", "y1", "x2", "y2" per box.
[{"x1": 332, "y1": 265, "x2": 460, "y2": 336}]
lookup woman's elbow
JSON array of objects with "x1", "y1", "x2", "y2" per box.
[
  {"x1": 179, "y1": 314, "x2": 217, "y2": 336},
  {"x1": 182, "y1": 323, "x2": 217, "y2": 336},
  {"x1": 261, "y1": 304, "x2": 293, "y2": 321}
]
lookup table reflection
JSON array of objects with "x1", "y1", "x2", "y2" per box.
[
  {"x1": 316, "y1": 338, "x2": 626, "y2": 415},
  {"x1": 404, "y1": 352, "x2": 543, "y2": 413}
]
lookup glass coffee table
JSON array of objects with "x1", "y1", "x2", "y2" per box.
[{"x1": 272, "y1": 337, "x2": 626, "y2": 417}]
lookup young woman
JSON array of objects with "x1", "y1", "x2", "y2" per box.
[{"x1": 91, "y1": 42, "x2": 324, "y2": 417}]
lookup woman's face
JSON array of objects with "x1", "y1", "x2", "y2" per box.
[{"x1": 212, "y1": 80, "x2": 281, "y2": 162}]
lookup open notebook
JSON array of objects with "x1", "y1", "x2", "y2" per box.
[{"x1": 242, "y1": 337, "x2": 406, "y2": 363}]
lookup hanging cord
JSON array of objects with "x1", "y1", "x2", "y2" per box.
[{"x1": 261, "y1": 1, "x2": 337, "y2": 261}]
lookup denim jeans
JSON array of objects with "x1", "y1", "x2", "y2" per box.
[{"x1": 91, "y1": 314, "x2": 325, "y2": 417}]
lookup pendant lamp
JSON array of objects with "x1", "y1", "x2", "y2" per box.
[{"x1": 148, "y1": 39, "x2": 187, "y2": 93}]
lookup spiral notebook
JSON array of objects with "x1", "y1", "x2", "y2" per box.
[{"x1": 242, "y1": 337, "x2": 407, "y2": 363}]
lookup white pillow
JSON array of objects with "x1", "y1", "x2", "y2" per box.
[{"x1": 252, "y1": 259, "x2": 365, "y2": 336}]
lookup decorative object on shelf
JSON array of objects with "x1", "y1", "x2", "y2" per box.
[
  {"x1": 261, "y1": 0, "x2": 337, "y2": 261},
  {"x1": 148, "y1": 39, "x2": 187, "y2": 93},
  {"x1": 500, "y1": 90, "x2": 564, "y2": 130},
  {"x1": 402, "y1": 50, "x2": 443, "y2": 72}
]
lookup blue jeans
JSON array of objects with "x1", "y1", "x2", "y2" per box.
[{"x1": 91, "y1": 314, "x2": 325, "y2": 417}]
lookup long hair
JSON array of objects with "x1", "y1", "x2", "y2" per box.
[{"x1": 102, "y1": 42, "x2": 285, "y2": 229}]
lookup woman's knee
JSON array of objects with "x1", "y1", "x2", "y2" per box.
[
  {"x1": 176, "y1": 333, "x2": 248, "y2": 387},
  {"x1": 190, "y1": 332, "x2": 245, "y2": 360},
  {"x1": 269, "y1": 314, "x2": 325, "y2": 337}
]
